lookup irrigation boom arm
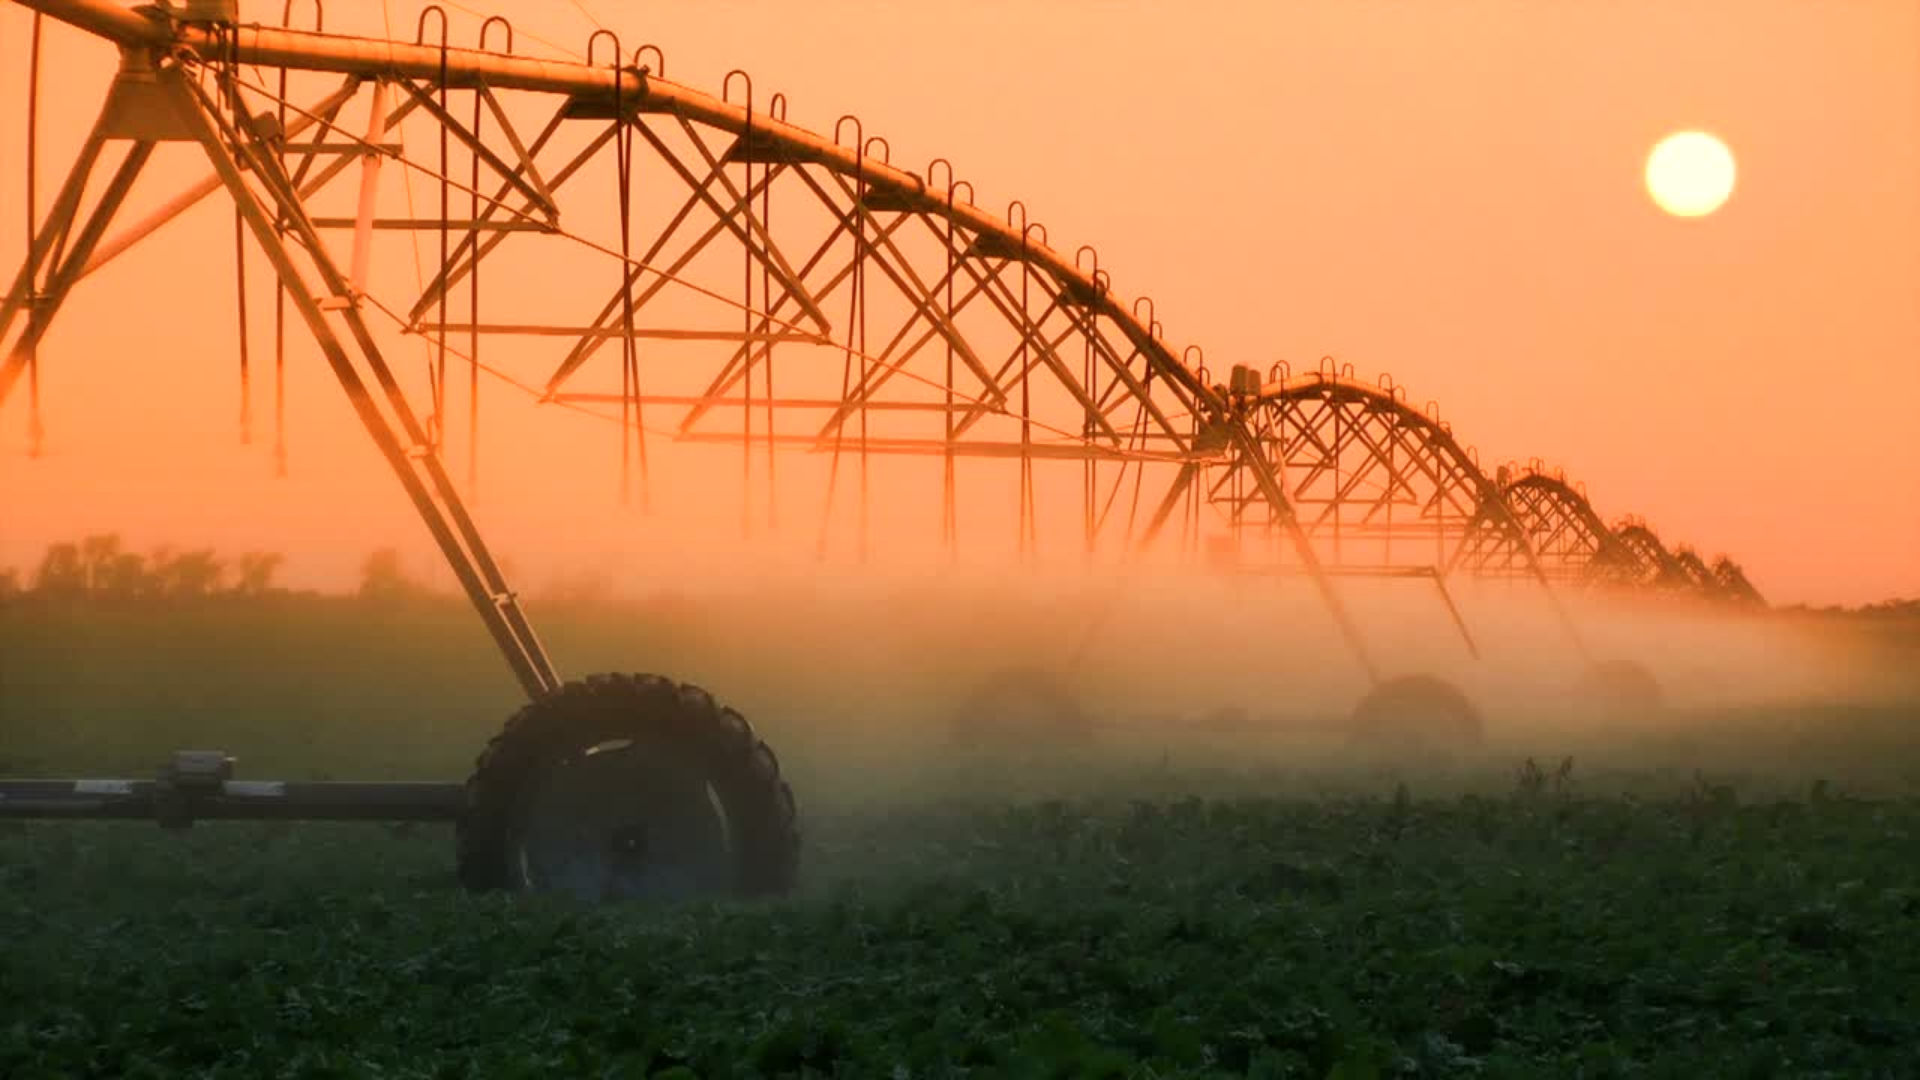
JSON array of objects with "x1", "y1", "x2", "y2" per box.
[
  {"x1": 11, "y1": 0, "x2": 1205, "y2": 401},
  {"x1": 3, "y1": 0, "x2": 1761, "y2": 701}
]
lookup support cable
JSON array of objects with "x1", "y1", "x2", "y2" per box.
[
  {"x1": 1019, "y1": 228, "x2": 1034, "y2": 559},
  {"x1": 1125, "y1": 362, "x2": 1152, "y2": 546},
  {"x1": 234, "y1": 206, "x2": 253, "y2": 444},
  {"x1": 358, "y1": 289, "x2": 665, "y2": 435},
  {"x1": 763, "y1": 94, "x2": 782, "y2": 532},
  {"x1": 220, "y1": 23, "x2": 253, "y2": 446},
  {"x1": 469, "y1": 16, "x2": 511, "y2": 495},
  {"x1": 383, "y1": 3, "x2": 437, "y2": 422},
  {"x1": 818, "y1": 119, "x2": 862, "y2": 560},
  {"x1": 855, "y1": 159, "x2": 871, "y2": 563},
  {"x1": 439, "y1": 0, "x2": 584, "y2": 63},
  {"x1": 727, "y1": 71, "x2": 754, "y2": 539},
  {"x1": 218, "y1": 65, "x2": 1187, "y2": 462},
  {"x1": 567, "y1": 0, "x2": 608, "y2": 33},
  {"x1": 271, "y1": 2, "x2": 323, "y2": 477},
  {"x1": 24, "y1": 13, "x2": 44, "y2": 457},
  {"x1": 1080, "y1": 255, "x2": 1099, "y2": 555},
  {"x1": 934, "y1": 164, "x2": 961, "y2": 556},
  {"x1": 424, "y1": 7, "x2": 451, "y2": 453},
  {"x1": 591, "y1": 31, "x2": 649, "y2": 510}
]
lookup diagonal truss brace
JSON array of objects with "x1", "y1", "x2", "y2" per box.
[{"x1": 142, "y1": 56, "x2": 562, "y2": 701}]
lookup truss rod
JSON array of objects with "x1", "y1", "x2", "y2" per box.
[
  {"x1": 167, "y1": 58, "x2": 560, "y2": 700},
  {"x1": 17, "y1": 0, "x2": 1195, "y2": 412}
]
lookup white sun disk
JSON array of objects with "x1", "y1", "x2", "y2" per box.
[{"x1": 1646, "y1": 131, "x2": 1736, "y2": 218}]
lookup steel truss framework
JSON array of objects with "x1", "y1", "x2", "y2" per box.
[
  {"x1": 1449, "y1": 464, "x2": 1765, "y2": 607},
  {"x1": 2, "y1": 0, "x2": 1763, "y2": 703},
  {"x1": 1470, "y1": 467, "x2": 1639, "y2": 586}
]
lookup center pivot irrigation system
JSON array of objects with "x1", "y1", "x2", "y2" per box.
[{"x1": 2, "y1": 0, "x2": 1764, "y2": 901}]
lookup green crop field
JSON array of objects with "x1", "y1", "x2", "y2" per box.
[{"x1": 3, "y1": 593, "x2": 1918, "y2": 1078}]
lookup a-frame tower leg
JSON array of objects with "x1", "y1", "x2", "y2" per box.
[
  {"x1": 145, "y1": 55, "x2": 561, "y2": 701},
  {"x1": 0, "y1": 95, "x2": 150, "y2": 415}
]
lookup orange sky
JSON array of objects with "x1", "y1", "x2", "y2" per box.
[{"x1": 1, "y1": 0, "x2": 1916, "y2": 605}]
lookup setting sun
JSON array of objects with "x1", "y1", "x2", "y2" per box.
[
  {"x1": 1645, "y1": 131, "x2": 1737, "y2": 217},
  {"x1": 2, "y1": 3, "x2": 1920, "y2": 1070}
]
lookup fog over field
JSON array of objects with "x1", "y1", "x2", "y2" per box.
[
  {"x1": 6, "y1": 554, "x2": 1913, "y2": 803},
  {"x1": 5, "y1": 554, "x2": 1919, "y2": 1074}
]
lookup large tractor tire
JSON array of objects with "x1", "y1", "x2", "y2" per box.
[
  {"x1": 457, "y1": 673, "x2": 798, "y2": 902},
  {"x1": 946, "y1": 666, "x2": 1096, "y2": 752},
  {"x1": 1348, "y1": 674, "x2": 1485, "y2": 756},
  {"x1": 1574, "y1": 659, "x2": 1664, "y2": 717}
]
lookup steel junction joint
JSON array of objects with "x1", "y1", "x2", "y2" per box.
[{"x1": 155, "y1": 750, "x2": 235, "y2": 829}]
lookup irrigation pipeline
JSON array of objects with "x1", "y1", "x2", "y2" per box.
[{"x1": 1, "y1": 0, "x2": 1765, "y2": 693}]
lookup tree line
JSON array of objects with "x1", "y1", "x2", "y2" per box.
[{"x1": 0, "y1": 534, "x2": 425, "y2": 602}]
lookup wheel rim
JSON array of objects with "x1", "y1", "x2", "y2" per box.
[
  {"x1": 506, "y1": 737, "x2": 731, "y2": 902},
  {"x1": 1580, "y1": 660, "x2": 1662, "y2": 713},
  {"x1": 951, "y1": 669, "x2": 1090, "y2": 749},
  {"x1": 1350, "y1": 675, "x2": 1483, "y2": 754}
]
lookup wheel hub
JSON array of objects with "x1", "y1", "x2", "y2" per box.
[{"x1": 507, "y1": 739, "x2": 730, "y2": 903}]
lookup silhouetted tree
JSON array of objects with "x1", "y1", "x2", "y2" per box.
[
  {"x1": 538, "y1": 568, "x2": 617, "y2": 610},
  {"x1": 152, "y1": 549, "x2": 225, "y2": 597},
  {"x1": 143, "y1": 547, "x2": 172, "y2": 596},
  {"x1": 79, "y1": 533, "x2": 124, "y2": 592},
  {"x1": 101, "y1": 552, "x2": 150, "y2": 598},
  {"x1": 358, "y1": 547, "x2": 418, "y2": 601},
  {"x1": 33, "y1": 543, "x2": 86, "y2": 597},
  {"x1": 233, "y1": 551, "x2": 286, "y2": 596},
  {"x1": 0, "y1": 568, "x2": 18, "y2": 600}
]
